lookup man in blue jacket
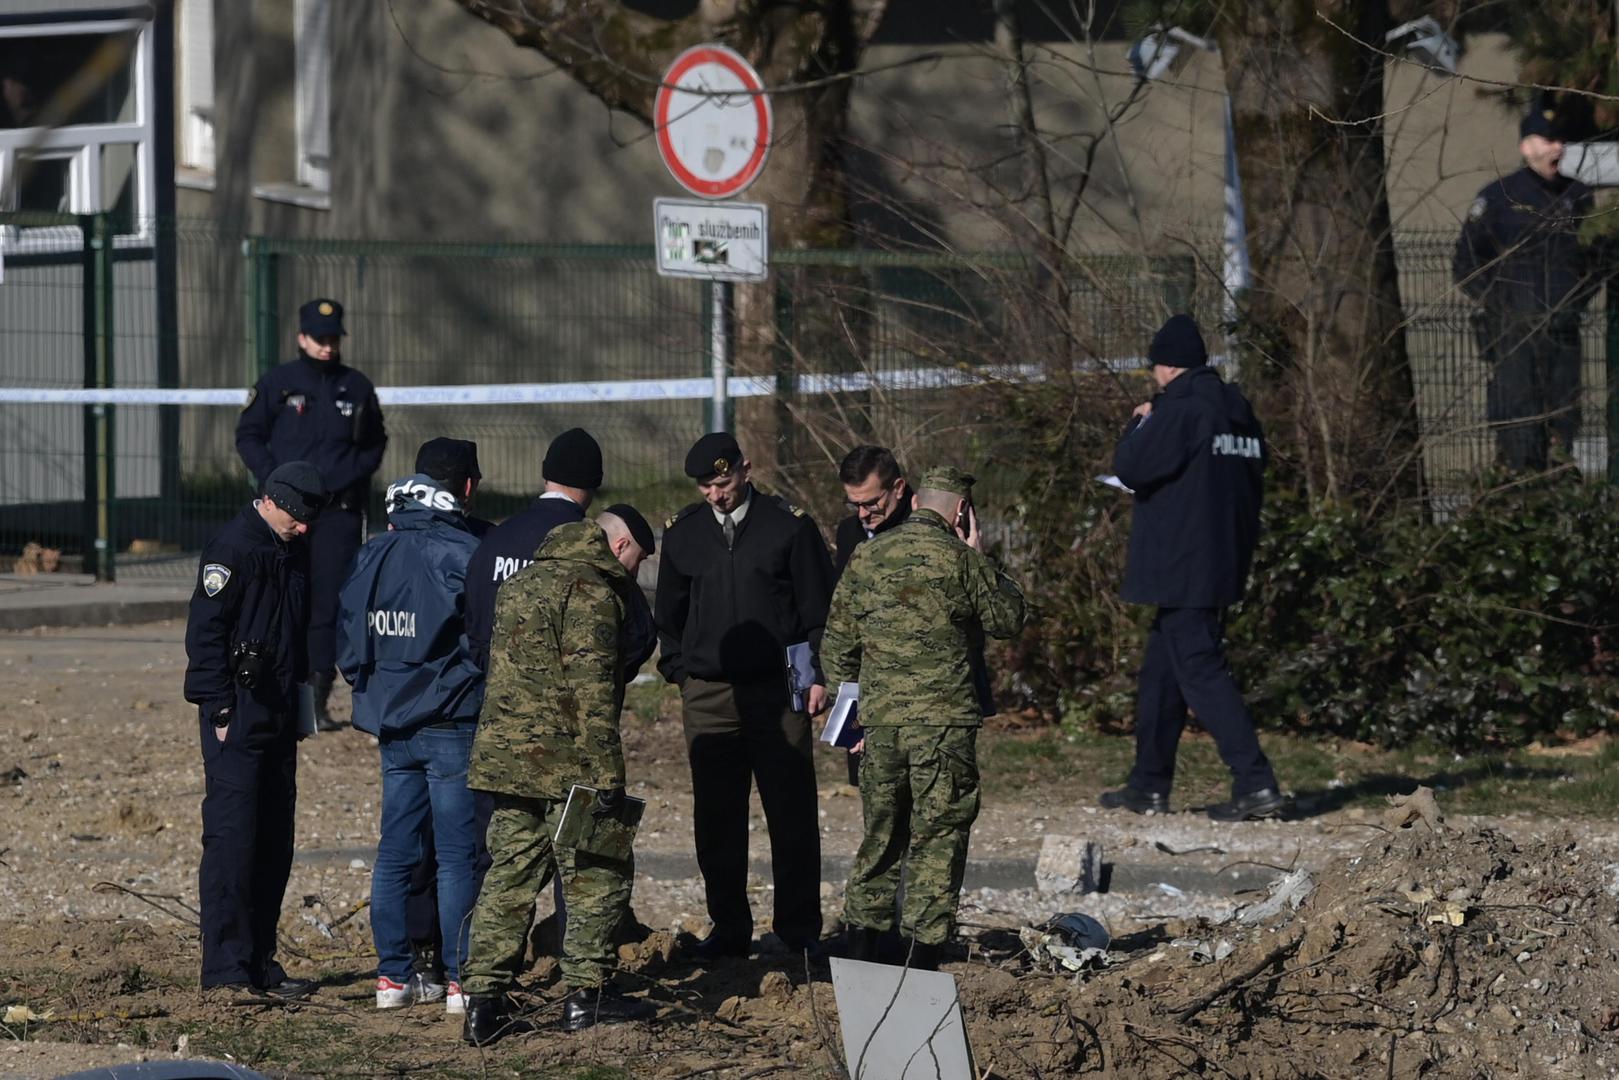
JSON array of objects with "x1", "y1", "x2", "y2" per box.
[
  {"x1": 1098, "y1": 315, "x2": 1286, "y2": 822},
  {"x1": 237, "y1": 298, "x2": 387, "y2": 731},
  {"x1": 184, "y1": 461, "x2": 328, "y2": 999},
  {"x1": 338, "y1": 443, "x2": 484, "y2": 1015}
]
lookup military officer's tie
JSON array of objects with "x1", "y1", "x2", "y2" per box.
[{"x1": 722, "y1": 513, "x2": 736, "y2": 550}]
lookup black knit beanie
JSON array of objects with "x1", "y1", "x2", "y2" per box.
[
  {"x1": 543, "y1": 427, "x2": 604, "y2": 490},
  {"x1": 1147, "y1": 314, "x2": 1208, "y2": 368}
]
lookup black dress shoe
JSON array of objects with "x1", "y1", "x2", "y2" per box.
[
  {"x1": 463, "y1": 995, "x2": 536, "y2": 1046},
  {"x1": 256, "y1": 977, "x2": 317, "y2": 1000},
  {"x1": 561, "y1": 985, "x2": 655, "y2": 1032},
  {"x1": 1098, "y1": 786, "x2": 1170, "y2": 815},
  {"x1": 676, "y1": 929, "x2": 751, "y2": 961},
  {"x1": 1206, "y1": 787, "x2": 1291, "y2": 822}
]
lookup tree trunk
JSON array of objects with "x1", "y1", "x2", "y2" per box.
[{"x1": 1216, "y1": 1, "x2": 1420, "y2": 507}]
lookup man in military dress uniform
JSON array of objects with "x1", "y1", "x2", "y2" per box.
[
  {"x1": 184, "y1": 461, "x2": 329, "y2": 997},
  {"x1": 1454, "y1": 95, "x2": 1604, "y2": 472},
  {"x1": 236, "y1": 299, "x2": 387, "y2": 729},
  {"x1": 654, "y1": 432, "x2": 836, "y2": 959},
  {"x1": 822, "y1": 466, "x2": 1025, "y2": 971},
  {"x1": 459, "y1": 507, "x2": 659, "y2": 1044}
]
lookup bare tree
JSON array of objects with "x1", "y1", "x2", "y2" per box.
[{"x1": 446, "y1": 0, "x2": 889, "y2": 249}]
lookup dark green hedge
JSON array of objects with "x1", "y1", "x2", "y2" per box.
[{"x1": 1002, "y1": 463, "x2": 1619, "y2": 748}]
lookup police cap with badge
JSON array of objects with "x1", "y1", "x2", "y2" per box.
[{"x1": 299, "y1": 298, "x2": 346, "y2": 338}]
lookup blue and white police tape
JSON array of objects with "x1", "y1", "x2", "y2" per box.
[{"x1": 0, "y1": 356, "x2": 1215, "y2": 406}]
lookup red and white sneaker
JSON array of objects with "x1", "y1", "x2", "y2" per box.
[
  {"x1": 376, "y1": 976, "x2": 414, "y2": 1009},
  {"x1": 445, "y1": 980, "x2": 468, "y2": 1015}
]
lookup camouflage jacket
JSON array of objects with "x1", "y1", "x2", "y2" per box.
[
  {"x1": 468, "y1": 520, "x2": 640, "y2": 800},
  {"x1": 822, "y1": 508, "x2": 1026, "y2": 727}
]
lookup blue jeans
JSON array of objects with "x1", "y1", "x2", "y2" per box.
[{"x1": 372, "y1": 724, "x2": 479, "y2": 982}]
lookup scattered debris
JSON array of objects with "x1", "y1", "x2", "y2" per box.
[
  {"x1": 1383, "y1": 784, "x2": 1446, "y2": 831},
  {"x1": 2, "y1": 765, "x2": 26, "y2": 786},
  {"x1": 1232, "y1": 867, "x2": 1314, "y2": 926},
  {"x1": 1034, "y1": 835, "x2": 1102, "y2": 894},
  {"x1": 1020, "y1": 912, "x2": 1111, "y2": 972},
  {"x1": 3, "y1": 1004, "x2": 52, "y2": 1024}
]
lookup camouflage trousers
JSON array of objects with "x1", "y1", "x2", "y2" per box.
[
  {"x1": 843, "y1": 725, "x2": 980, "y2": 946},
  {"x1": 461, "y1": 794, "x2": 632, "y2": 993}
]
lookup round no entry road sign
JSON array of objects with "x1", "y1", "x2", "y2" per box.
[{"x1": 655, "y1": 44, "x2": 772, "y2": 200}]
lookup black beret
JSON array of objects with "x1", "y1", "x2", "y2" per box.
[
  {"x1": 415, "y1": 437, "x2": 481, "y2": 482},
  {"x1": 298, "y1": 298, "x2": 345, "y2": 338},
  {"x1": 603, "y1": 503, "x2": 656, "y2": 557},
  {"x1": 543, "y1": 427, "x2": 603, "y2": 490},
  {"x1": 684, "y1": 431, "x2": 743, "y2": 480},
  {"x1": 1147, "y1": 313, "x2": 1208, "y2": 368},
  {"x1": 263, "y1": 461, "x2": 329, "y2": 523}
]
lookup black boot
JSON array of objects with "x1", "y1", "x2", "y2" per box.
[
  {"x1": 561, "y1": 985, "x2": 655, "y2": 1032},
  {"x1": 462, "y1": 995, "x2": 535, "y2": 1046},
  {"x1": 904, "y1": 941, "x2": 941, "y2": 972},
  {"x1": 309, "y1": 670, "x2": 342, "y2": 732},
  {"x1": 842, "y1": 926, "x2": 883, "y2": 963}
]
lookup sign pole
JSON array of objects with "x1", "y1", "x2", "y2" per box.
[{"x1": 710, "y1": 279, "x2": 733, "y2": 433}]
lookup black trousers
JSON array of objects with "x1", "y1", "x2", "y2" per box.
[
  {"x1": 1475, "y1": 310, "x2": 1582, "y2": 472},
  {"x1": 305, "y1": 507, "x2": 363, "y2": 675},
  {"x1": 404, "y1": 789, "x2": 496, "y2": 955},
  {"x1": 681, "y1": 676, "x2": 822, "y2": 946},
  {"x1": 198, "y1": 707, "x2": 297, "y2": 988},
  {"x1": 1127, "y1": 607, "x2": 1277, "y2": 799}
]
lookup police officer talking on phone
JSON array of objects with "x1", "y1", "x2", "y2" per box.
[
  {"x1": 184, "y1": 461, "x2": 328, "y2": 998},
  {"x1": 236, "y1": 299, "x2": 387, "y2": 731}
]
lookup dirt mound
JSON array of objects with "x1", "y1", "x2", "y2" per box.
[{"x1": 1030, "y1": 812, "x2": 1619, "y2": 1078}]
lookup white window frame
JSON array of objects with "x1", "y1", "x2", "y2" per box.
[
  {"x1": 294, "y1": 0, "x2": 330, "y2": 192},
  {"x1": 0, "y1": 17, "x2": 157, "y2": 253},
  {"x1": 176, "y1": 0, "x2": 215, "y2": 175}
]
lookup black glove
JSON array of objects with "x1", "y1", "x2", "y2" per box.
[
  {"x1": 592, "y1": 786, "x2": 626, "y2": 819},
  {"x1": 209, "y1": 705, "x2": 234, "y2": 728}
]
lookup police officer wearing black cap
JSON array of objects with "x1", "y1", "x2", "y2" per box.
[
  {"x1": 184, "y1": 461, "x2": 329, "y2": 999},
  {"x1": 463, "y1": 427, "x2": 605, "y2": 672},
  {"x1": 1097, "y1": 316, "x2": 1287, "y2": 823},
  {"x1": 236, "y1": 298, "x2": 387, "y2": 730},
  {"x1": 1454, "y1": 94, "x2": 1604, "y2": 472},
  {"x1": 654, "y1": 432, "x2": 836, "y2": 958}
]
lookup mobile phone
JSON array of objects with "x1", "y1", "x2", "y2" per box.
[{"x1": 955, "y1": 500, "x2": 972, "y2": 535}]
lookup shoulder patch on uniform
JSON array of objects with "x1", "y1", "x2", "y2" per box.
[
  {"x1": 202, "y1": 563, "x2": 231, "y2": 597},
  {"x1": 666, "y1": 502, "x2": 704, "y2": 529},
  {"x1": 766, "y1": 492, "x2": 805, "y2": 517},
  {"x1": 1467, "y1": 196, "x2": 1487, "y2": 222},
  {"x1": 242, "y1": 386, "x2": 257, "y2": 412}
]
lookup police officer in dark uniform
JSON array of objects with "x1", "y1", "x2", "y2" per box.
[
  {"x1": 236, "y1": 299, "x2": 387, "y2": 730},
  {"x1": 1096, "y1": 316, "x2": 1286, "y2": 823},
  {"x1": 463, "y1": 427, "x2": 603, "y2": 672},
  {"x1": 184, "y1": 461, "x2": 328, "y2": 997},
  {"x1": 654, "y1": 432, "x2": 836, "y2": 958},
  {"x1": 1454, "y1": 96, "x2": 1603, "y2": 472}
]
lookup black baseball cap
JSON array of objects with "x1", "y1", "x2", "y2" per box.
[
  {"x1": 299, "y1": 298, "x2": 345, "y2": 337},
  {"x1": 263, "y1": 461, "x2": 329, "y2": 523}
]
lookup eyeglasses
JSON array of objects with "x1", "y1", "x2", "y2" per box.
[{"x1": 845, "y1": 493, "x2": 893, "y2": 512}]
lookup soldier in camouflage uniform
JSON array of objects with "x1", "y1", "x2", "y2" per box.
[
  {"x1": 459, "y1": 508, "x2": 659, "y2": 1044},
  {"x1": 822, "y1": 467, "x2": 1025, "y2": 971}
]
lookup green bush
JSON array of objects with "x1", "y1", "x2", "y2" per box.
[
  {"x1": 1228, "y1": 480, "x2": 1619, "y2": 748},
  {"x1": 999, "y1": 416, "x2": 1619, "y2": 747}
]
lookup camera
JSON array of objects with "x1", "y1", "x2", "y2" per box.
[{"x1": 231, "y1": 639, "x2": 270, "y2": 689}]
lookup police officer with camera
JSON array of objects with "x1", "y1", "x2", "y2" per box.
[
  {"x1": 236, "y1": 299, "x2": 387, "y2": 729},
  {"x1": 184, "y1": 461, "x2": 329, "y2": 998}
]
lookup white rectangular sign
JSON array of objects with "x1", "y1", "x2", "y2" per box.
[{"x1": 654, "y1": 197, "x2": 768, "y2": 282}]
